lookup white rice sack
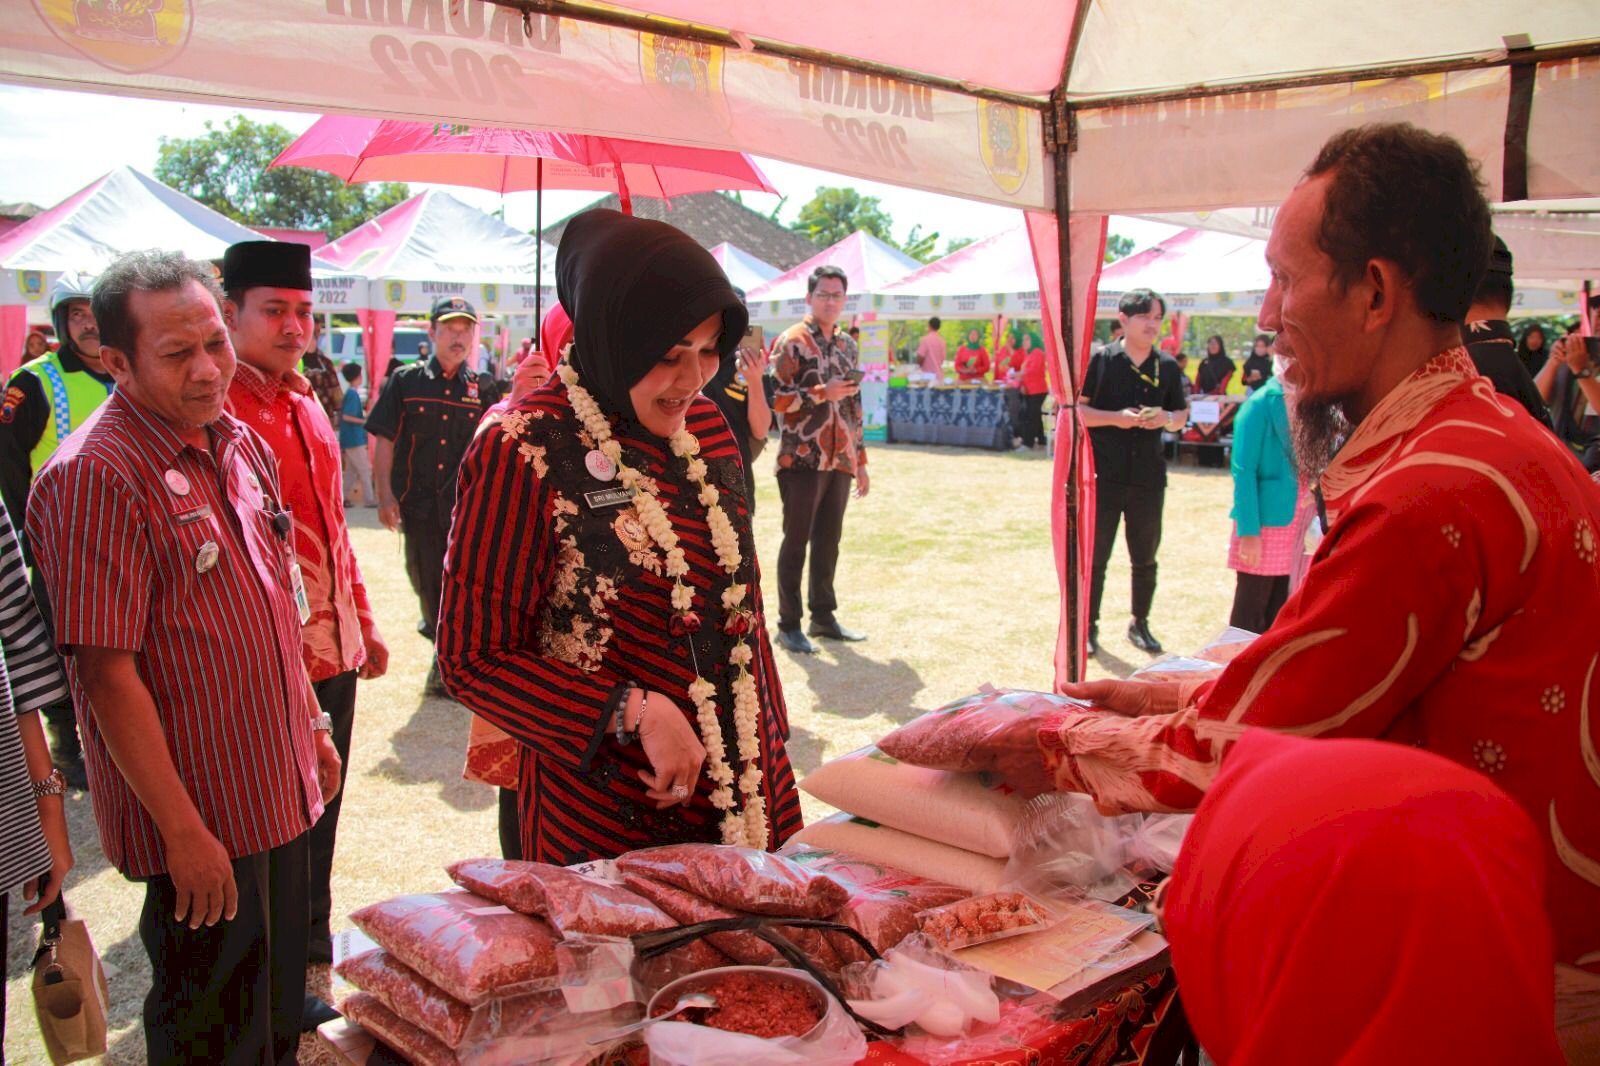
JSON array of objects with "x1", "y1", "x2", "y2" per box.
[
  {"x1": 798, "y1": 746, "x2": 1024, "y2": 859},
  {"x1": 791, "y1": 813, "x2": 1008, "y2": 895}
]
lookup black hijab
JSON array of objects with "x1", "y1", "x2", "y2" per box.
[{"x1": 556, "y1": 208, "x2": 747, "y2": 418}]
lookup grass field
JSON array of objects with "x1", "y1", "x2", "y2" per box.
[{"x1": 3, "y1": 443, "x2": 1237, "y2": 1065}]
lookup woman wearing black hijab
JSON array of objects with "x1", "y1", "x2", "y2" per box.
[
  {"x1": 1191, "y1": 334, "x2": 1237, "y2": 467},
  {"x1": 437, "y1": 209, "x2": 803, "y2": 862}
]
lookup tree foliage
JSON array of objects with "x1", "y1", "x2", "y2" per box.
[
  {"x1": 155, "y1": 117, "x2": 409, "y2": 238},
  {"x1": 789, "y1": 187, "x2": 894, "y2": 248},
  {"x1": 1104, "y1": 233, "x2": 1136, "y2": 263}
]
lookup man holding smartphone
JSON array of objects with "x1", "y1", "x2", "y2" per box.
[
  {"x1": 1077, "y1": 288, "x2": 1188, "y2": 656},
  {"x1": 771, "y1": 265, "x2": 869, "y2": 655}
]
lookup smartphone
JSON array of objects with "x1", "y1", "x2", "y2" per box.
[
  {"x1": 844, "y1": 368, "x2": 866, "y2": 384},
  {"x1": 744, "y1": 324, "x2": 764, "y2": 351}
]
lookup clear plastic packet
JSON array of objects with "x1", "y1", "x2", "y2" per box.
[
  {"x1": 842, "y1": 934, "x2": 1001, "y2": 1038},
  {"x1": 915, "y1": 892, "x2": 1053, "y2": 952},
  {"x1": 446, "y1": 858, "x2": 675, "y2": 936},
  {"x1": 622, "y1": 875, "x2": 780, "y2": 966},
  {"x1": 348, "y1": 890, "x2": 561, "y2": 1006},
  {"x1": 875, "y1": 687, "x2": 1088, "y2": 795},
  {"x1": 1195, "y1": 625, "x2": 1258, "y2": 663},
  {"x1": 1127, "y1": 655, "x2": 1224, "y2": 685},
  {"x1": 643, "y1": 967, "x2": 867, "y2": 1066},
  {"x1": 1001, "y1": 793, "x2": 1145, "y2": 904},
  {"x1": 342, "y1": 991, "x2": 459, "y2": 1066},
  {"x1": 1127, "y1": 812, "x2": 1193, "y2": 875},
  {"x1": 616, "y1": 844, "x2": 848, "y2": 917}
]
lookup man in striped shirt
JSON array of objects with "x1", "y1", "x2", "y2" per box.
[{"x1": 26, "y1": 250, "x2": 341, "y2": 1066}]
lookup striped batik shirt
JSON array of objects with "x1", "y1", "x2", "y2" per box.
[
  {"x1": 0, "y1": 496, "x2": 69, "y2": 895},
  {"x1": 27, "y1": 391, "x2": 324, "y2": 878}
]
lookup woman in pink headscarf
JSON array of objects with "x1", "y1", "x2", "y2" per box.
[{"x1": 1162, "y1": 730, "x2": 1563, "y2": 1066}]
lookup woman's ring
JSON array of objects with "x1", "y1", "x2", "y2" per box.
[{"x1": 670, "y1": 784, "x2": 690, "y2": 799}]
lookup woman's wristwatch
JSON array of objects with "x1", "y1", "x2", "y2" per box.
[{"x1": 32, "y1": 768, "x2": 66, "y2": 798}]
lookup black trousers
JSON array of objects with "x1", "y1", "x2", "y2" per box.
[
  {"x1": 775, "y1": 468, "x2": 854, "y2": 631},
  {"x1": 402, "y1": 506, "x2": 453, "y2": 634},
  {"x1": 1229, "y1": 572, "x2": 1289, "y2": 635},
  {"x1": 1019, "y1": 392, "x2": 1047, "y2": 448},
  {"x1": 498, "y1": 786, "x2": 523, "y2": 860},
  {"x1": 1089, "y1": 479, "x2": 1166, "y2": 629},
  {"x1": 139, "y1": 834, "x2": 309, "y2": 1066},
  {"x1": 307, "y1": 669, "x2": 357, "y2": 963}
]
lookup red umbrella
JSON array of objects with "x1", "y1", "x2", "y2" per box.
[{"x1": 272, "y1": 115, "x2": 778, "y2": 323}]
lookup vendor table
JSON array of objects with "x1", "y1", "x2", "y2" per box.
[{"x1": 887, "y1": 384, "x2": 1011, "y2": 450}]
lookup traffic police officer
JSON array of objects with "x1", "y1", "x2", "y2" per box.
[
  {"x1": 0, "y1": 272, "x2": 115, "y2": 787},
  {"x1": 367, "y1": 296, "x2": 504, "y2": 695}
]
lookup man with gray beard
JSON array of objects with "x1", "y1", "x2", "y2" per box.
[{"x1": 1040, "y1": 123, "x2": 1600, "y2": 1054}]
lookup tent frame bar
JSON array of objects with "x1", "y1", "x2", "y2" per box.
[{"x1": 484, "y1": 0, "x2": 1046, "y2": 109}]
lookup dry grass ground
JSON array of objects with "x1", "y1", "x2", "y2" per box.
[{"x1": 3, "y1": 444, "x2": 1236, "y2": 1065}]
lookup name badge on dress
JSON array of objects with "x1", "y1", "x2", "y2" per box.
[
  {"x1": 288, "y1": 559, "x2": 312, "y2": 624},
  {"x1": 583, "y1": 486, "x2": 637, "y2": 510}
]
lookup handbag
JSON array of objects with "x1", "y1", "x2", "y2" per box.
[{"x1": 31, "y1": 894, "x2": 110, "y2": 1064}]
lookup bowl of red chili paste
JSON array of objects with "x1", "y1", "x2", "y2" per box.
[{"x1": 647, "y1": 966, "x2": 829, "y2": 1040}]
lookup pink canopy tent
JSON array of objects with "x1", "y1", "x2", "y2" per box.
[
  {"x1": 744, "y1": 231, "x2": 921, "y2": 322},
  {"x1": 5, "y1": 1, "x2": 1595, "y2": 684},
  {"x1": 707, "y1": 242, "x2": 781, "y2": 293}
]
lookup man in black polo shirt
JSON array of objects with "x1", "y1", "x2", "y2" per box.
[
  {"x1": 367, "y1": 297, "x2": 504, "y2": 694},
  {"x1": 1078, "y1": 288, "x2": 1188, "y2": 656}
]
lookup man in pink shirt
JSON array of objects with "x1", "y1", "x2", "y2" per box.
[{"x1": 915, "y1": 316, "x2": 946, "y2": 376}]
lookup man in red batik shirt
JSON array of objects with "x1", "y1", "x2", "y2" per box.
[
  {"x1": 1049, "y1": 124, "x2": 1600, "y2": 1051},
  {"x1": 221, "y1": 242, "x2": 389, "y2": 1020}
]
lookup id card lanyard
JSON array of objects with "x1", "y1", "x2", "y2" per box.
[{"x1": 265, "y1": 495, "x2": 312, "y2": 625}]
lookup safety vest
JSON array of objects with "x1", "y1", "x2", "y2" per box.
[{"x1": 20, "y1": 351, "x2": 114, "y2": 473}]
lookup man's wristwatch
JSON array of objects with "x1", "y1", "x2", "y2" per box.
[
  {"x1": 311, "y1": 712, "x2": 334, "y2": 733},
  {"x1": 32, "y1": 768, "x2": 67, "y2": 798}
]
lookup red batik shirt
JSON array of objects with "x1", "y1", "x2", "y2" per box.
[
  {"x1": 227, "y1": 363, "x2": 375, "y2": 682},
  {"x1": 27, "y1": 391, "x2": 324, "y2": 877},
  {"x1": 1043, "y1": 348, "x2": 1600, "y2": 972}
]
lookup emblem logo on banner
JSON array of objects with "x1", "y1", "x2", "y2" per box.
[
  {"x1": 17, "y1": 272, "x2": 44, "y2": 302},
  {"x1": 481, "y1": 283, "x2": 499, "y2": 309},
  {"x1": 977, "y1": 101, "x2": 1030, "y2": 196},
  {"x1": 34, "y1": 0, "x2": 193, "y2": 73},
  {"x1": 385, "y1": 281, "x2": 406, "y2": 309},
  {"x1": 638, "y1": 32, "x2": 730, "y2": 125}
]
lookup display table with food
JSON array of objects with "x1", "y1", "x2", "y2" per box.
[
  {"x1": 318, "y1": 636, "x2": 1257, "y2": 1066},
  {"x1": 886, "y1": 384, "x2": 1011, "y2": 449}
]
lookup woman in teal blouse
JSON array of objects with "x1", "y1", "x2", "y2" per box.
[{"x1": 1227, "y1": 376, "x2": 1302, "y2": 632}]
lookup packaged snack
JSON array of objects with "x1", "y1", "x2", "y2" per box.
[
  {"x1": 335, "y1": 949, "x2": 570, "y2": 1050},
  {"x1": 617, "y1": 844, "x2": 848, "y2": 917},
  {"x1": 915, "y1": 892, "x2": 1052, "y2": 951},
  {"x1": 446, "y1": 858, "x2": 673, "y2": 937},
  {"x1": 622, "y1": 876, "x2": 780, "y2": 966},
  {"x1": 798, "y1": 747, "x2": 1025, "y2": 859},
  {"x1": 348, "y1": 891, "x2": 559, "y2": 1006},
  {"x1": 342, "y1": 992, "x2": 459, "y2": 1066},
  {"x1": 875, "y1": 688, "x2": 1086, "y2": 794}
]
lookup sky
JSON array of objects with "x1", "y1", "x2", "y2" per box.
[{"x1": 0, "y1": 85, "x2": 1178, "y2": 256}]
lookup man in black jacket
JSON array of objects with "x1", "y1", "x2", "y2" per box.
[{"x1": 1460, "y1": 236, "x2": 1551, "y2": 428}]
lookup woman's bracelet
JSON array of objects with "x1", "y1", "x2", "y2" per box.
[{"x1": 609, "y1": 683, "x2": 639, "y2": 746}]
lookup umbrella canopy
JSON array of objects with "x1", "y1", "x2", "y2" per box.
[
  {"x1": 271, "y1": 115, "x2": 777, "y2": 200},
  {"x1": 707, "y1": 241, "x2": 780, "y2": 292}
]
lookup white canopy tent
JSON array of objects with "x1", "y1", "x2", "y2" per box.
[
  {"x1": 316, "y1": 189, "x2": 557, "y2": 381},
  {"x1": 4, "y1": 1, "x2": 1594, "y2": 683},
  {"x1": 707, "y1": 242, "x2": 781, "y2": 293}
]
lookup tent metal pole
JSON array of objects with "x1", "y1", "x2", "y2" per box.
[{"x1": 535, "y1": 157, "x2": 544, "y2": 337}]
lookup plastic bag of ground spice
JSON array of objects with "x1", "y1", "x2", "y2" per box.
[
  {"x1": 446, "y1": 858, "x2": 674, "y2": 937},
  {"x1": 335, "y1": 949, "x2": 571, "y2": 1050},
  {"x1": 342, "y1": 992, "x2": 459, "y2": 1066},
  {"x1": 875, "y1": 687, "x2": 1087, "y2": 795},
  {"x1": 915, "y1": 892, "x2": 1054, "y2": 951},
  {"x1": 616, "y1": 844, "x2": 848, "y2": 917},
  {"x1": 348, "y1": 891, "x2": 560, "y2": 1006},
  {"x1": 780, "y1": 847, "x2": 971, "y2": 956}
]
